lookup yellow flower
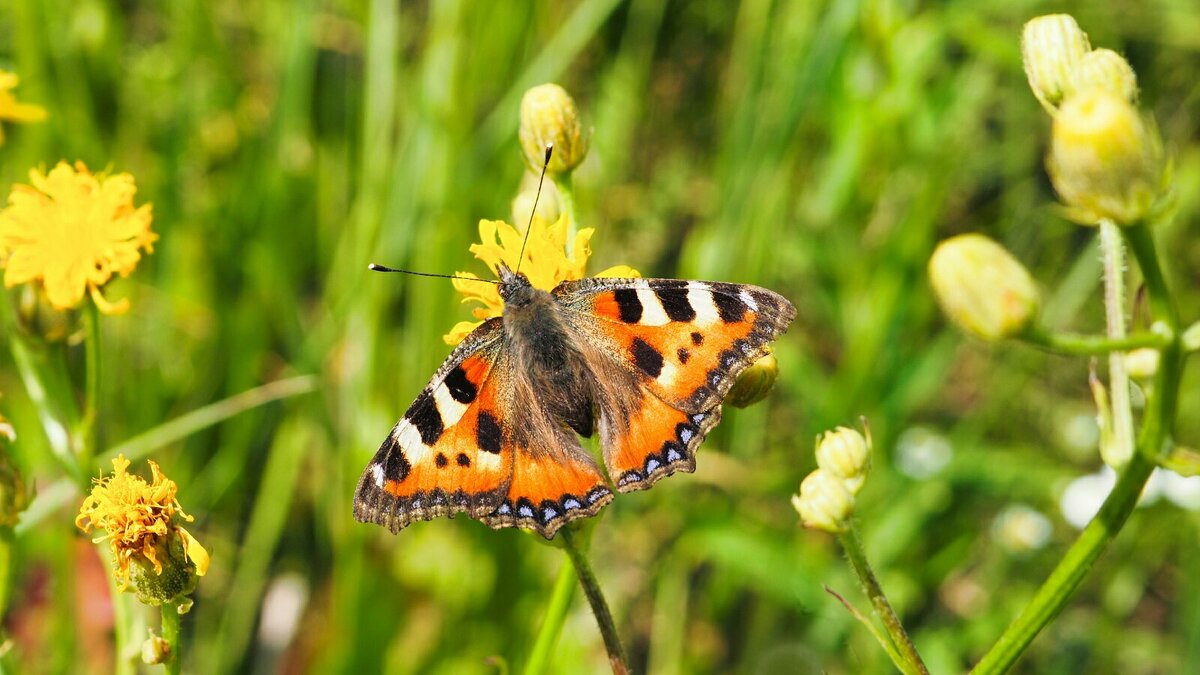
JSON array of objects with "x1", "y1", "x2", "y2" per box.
[
  {"x1": 76, "y1": 455, "x2": 209, "y2": 601},
  {"x1": 0, "y1": 70, "x2": 47, "y2": 145},
  {"x1": 444, "y1": 216, "x2": 639, "y2": 344},
  {"x1": 0, "y1": 161, "x2": 156, "y2": 314}
]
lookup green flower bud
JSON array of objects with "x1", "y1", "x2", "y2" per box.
[
  {"x1": 726, "y1": 352, "x2": 780, "y2": 408},
  {"x1": 815, "y1": 426, "x2": 871, "y2": 494},
  {"x1": 928, "y1": 234, "x2": 1040, "y2": 341},
  {"x1": 518, "y1": 84, "x2": 589, "y2": 175},
  {"x1": 792, "y1": 469, "x2": 854, "y2": 534},
  {"x1": 1048, "y1": 89, "x2": 1165, "y2": 225},
  {"x1": 1066, "y1": 48, "x2": 1138, "y2": 102},
  {"x1": 1022, "y1": 14, "x2": 1091, "y2": 111}
]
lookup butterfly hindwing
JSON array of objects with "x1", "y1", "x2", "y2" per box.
[{"x1": 354, "y1": 319, "x2": 513, "y2": 532}]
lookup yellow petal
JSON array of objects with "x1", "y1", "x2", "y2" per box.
[
  {"x1": 178, "y1": 526, "x2": 210, "y2": 577},
  {"x1": 443, "y1": 320, "x2": 482, "y2": 345},
  {"x1": 595, "y1": 265, "x2": 641, "y2": 278}
]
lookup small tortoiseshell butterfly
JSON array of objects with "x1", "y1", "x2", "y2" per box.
[{"x1": 353, "y1": 262, "x2": 796, "y2": 538}]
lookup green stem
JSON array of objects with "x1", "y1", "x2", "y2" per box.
[
  {"x1": 1099, "y1": 221, "x2": 1134, "y2": 465},
  {"x1": 553, "y1": 172, "x2": 578, "y2": 253},
  {"x1": 840, "y1": 526, "x2": 928, "y2": 675},
  {"x1": 79, "y1": 300, "x2": 102, "y2": 470},
  {"x1": 559, "y1": 528, "x2": 629, "y2": 675},
  {"x1": 523, "y1": 560, "x2": 577, "y2": 675},
  {"x1": 0, "y1": 526, "x2": 11, "y2": 619},
  {"x1": 162, "y1": 603, "x2": 182, "y2": 675},
  {"x1": 972, "y1": 453, "x2": 1155, "y2": 674},
  {"x1": 1021, "y1": 328, "x2": 1167, "y2": 355},
  {"x1": 974, "y1": 223, "x2": 1183, "y2": 674}
]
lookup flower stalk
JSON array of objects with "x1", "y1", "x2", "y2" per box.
[
  {"x1": 840, "y1": 526, "x2": 929, "y2": 675},
  {"x1": 161, "y1": 604, "x2": 182, "y2": 675},
  {"x1": 559, "y1": 527, "x2": 629, "y2": 675},
  {"x1": 974, "y1": 222, "x2": 1183, "y2": 673}
]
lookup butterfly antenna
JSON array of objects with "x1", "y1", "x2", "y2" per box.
[
  {"x1": 515, "y1": 143, "x2": 554, "y2": 275},
  {"x1": 367, "y1": 263, "x2": 500, "y2": 284}
]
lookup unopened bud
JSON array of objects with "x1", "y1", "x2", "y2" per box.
[
  {"x1": 814, "y1": 426, "x2": 871, "y2": 494},
  {"x1": 518, "y1": 84, "x2": 589, "y2": 175},
  {"x1": 792, "y1": 469, "x2": 854, "y2": 533},
  {"x1": 1124, "y1": 348, "x2": 1159, "y2": 381},
  {"x1": 1066, "y1": 48, "x2": 1137, "y2": 102},
  {"x1": 1022, "y1": 14, "x2": 1091, "y2": 111},
  {"x1": 928, "y1": 234, "x2": 1040, "y2": 341},
  {"x1": 511, "y1": 181, "x2": 561, "y2": 229},
  {"x1": 726, "y1": 352, "x2": 780, "y2": 408},
  {"x1": 1049, "y1": 89, "x2": 1165, "y2": 225},
  {"x1": 141, "y1": 632, "x2": 170, "y2": 665}
]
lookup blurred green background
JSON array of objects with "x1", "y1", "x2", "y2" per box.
[{"x1": 2, "y1": 0, "x2": 1199, "y2": 673}]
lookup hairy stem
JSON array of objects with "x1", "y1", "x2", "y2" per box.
[
  {"x1": 974, "y1": 223, "x2": 1183, "y2": 673},
  {"x1": 840, "y1": 526, "x2": 929, "y2": 675},
  {"x1": 1099, "y1": 220, "x2": 1135, "y2": 465},
  {"x1": 80, "y1": 300, "x2": 102, "y2": 470},
  {"x1": 560, "y1": 528, "x2": 629, "y2": 675},
  {"x1": 162, "y1": 603, "x2": 182, "y2": 675}
]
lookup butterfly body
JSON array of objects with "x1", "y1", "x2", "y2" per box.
[{"x1": 354, "y1": 266, "x2": 796, "y2": 538}]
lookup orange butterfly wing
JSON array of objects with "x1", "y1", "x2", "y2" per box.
[
  {"x1": 556, "y1": 278, "x2": 795, "y2": 490},
  {"x1": 354, "y1": 319, "x2": 614, "y2": 538}
]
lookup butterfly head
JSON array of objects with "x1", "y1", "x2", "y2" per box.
[{"x1": 497, "y1": 264, "x2": 536, "y2": 309}]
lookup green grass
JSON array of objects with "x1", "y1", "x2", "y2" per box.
[{"x1": 1, "y1": 1, "x2": 1199, "y2": 673}]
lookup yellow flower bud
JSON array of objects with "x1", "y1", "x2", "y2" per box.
[
  {"x1": 1048, "y1": 89, "x2": 1165, "y2": 225},
  {"x1": 1123, "y1": 348, "x2": 1159, "y2": 381},
  {"x1": 792, "y1": 469, "x2": 854, "y2": 533},
  {"x1": 726, "y1": 352, "x2": 780, "y2": 408},
  {"x1": 928, "y1": 234, "x2": 1040, "y2": 341},
  {"x1": 518, "y1": 84, "x2": 589, "y2": 175},
  {"x1": 815, "y1": 426, "x2": 871, "y2": 494},
  {"x1": 1021, "y1": 14, "x2": 1091, "y2": 111},
  {"x1": 1066, "y1": 48, "x2": 1137, "y2": 102},
  {"x1": 511, "y1": 180, "x2": 561, "y2": 229}
]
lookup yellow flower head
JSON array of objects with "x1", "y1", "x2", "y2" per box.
[
  {"x1": 76, "y1": 455, "x2": 209, "y2": 601},
  {"x1": 445, "y1": 216, "x2": 639, "y2": 344},
  {"x1": 0, "y1": 161, "x2": 156, "y2": 314},
  {"x1": 0, "y1": 70, "x2": 47, "y2": 145}
]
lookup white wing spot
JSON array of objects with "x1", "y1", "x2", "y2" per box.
[
  {"x1": 739, "y1": 290, "x2": 759, "y2": 312},
  {"x1": 432, "y1": 384, "x2": 469, "y2": 427},
  {"x1": 636, "y1": 286, "x2": 670, "y2": 326},
  {"x1": 372, "y1": 463, "x2": 385, "y2": 487},
  {"x1": 396, "y1": 424, "x2": 431, "y2": 464},
  {"x1": 687, "y1": 286, "x2": 720, "y2": 326}
]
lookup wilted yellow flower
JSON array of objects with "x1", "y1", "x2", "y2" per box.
[
  {"x1": 1021, "y1": 14, "x2": 1091, "y2": 111},
  {"x1": 445, "y1": 216, "x2": 639, "y2": 344},
  {"x1": 928, "y1": 234, "x2": 1040, "y2": 341},
  {"x1": 0, "y1": 70, "x2": 47, "y2": 145},
  {"x1": 0, "y1": 161, "x2": 157, "y2": 313},
  {"x1": 518, "y1": 84, "x2": 589, "y2": 175},
  {"x1": 1048, "y1": 89, "x2": 1165, "y2": 225},
  {"x1": 76, "y1": 455, "x2": 209, "y2": 602}
]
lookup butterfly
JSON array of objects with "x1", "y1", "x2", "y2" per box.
[{"x1": 354, "y1": 264, "x2": 796, "y2": 538}]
